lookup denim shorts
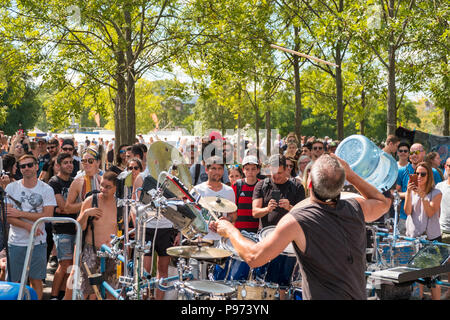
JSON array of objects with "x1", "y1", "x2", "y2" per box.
[
  {"x1": 8, "y1": 243, "x2": 47, "y2": 282},
  {"x1": 53, "y1": 234, "x2": 76, "y2": 261}
]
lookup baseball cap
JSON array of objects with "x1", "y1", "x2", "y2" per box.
[
  {"x1": 209, "y1": 131, "x2": 223, "y2": 141},
  {"x1": 242, "y1": 155, "x2": 259, "y2": 166},
  {"x1": 62, "y1": 139, "x2": 75, "y2": 147}
]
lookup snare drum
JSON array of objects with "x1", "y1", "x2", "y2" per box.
[
  {"x1": 256, "y1": 226, "x2": 298, "y2": 288},
  {"x1": 213, "y1": 232, "x2": 258, "y2": 282},
  {"x1": 236, "y1": 281, "x2": 279, "y2": 300},
  {"x1": 178, "y1": 280, "x2": 235, "y2": 300}
]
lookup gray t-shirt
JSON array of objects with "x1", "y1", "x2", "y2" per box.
[
  {"x1": 405, "y1": 188, "x2": 442, "y2": 240},
  {"x1": 290, "y1": 198, "x2": 367, "y2": 300},
  {"x1": 436, "y1": 181, "x2": 450, "y2": 233}
]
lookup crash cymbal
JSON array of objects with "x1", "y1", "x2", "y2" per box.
[
  {"x1": 199, "y1": 196, "x2": 237, "y2": 213},
  {"x1": 167, "y1": 246, "x2": 232, "y2": 263},
  {"x1": 147, "y1": 141, "x2": 193, "y2": 197}
]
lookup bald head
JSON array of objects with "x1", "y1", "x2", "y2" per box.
[
  {"x1": 310, "y1": 154, "x2": 346, "y2": 201},
  {"x1": 410, "y1": 143, "x2": 425, "y2": 165}
]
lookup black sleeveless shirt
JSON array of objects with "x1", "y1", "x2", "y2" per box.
[{"x1": 290, "y1": 198, "x2": 367, "y2": 300}]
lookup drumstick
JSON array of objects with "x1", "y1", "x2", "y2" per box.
[
  {"x1": 270, "y1": 44, "x2": 339, "y2": 68},
  {"x1": 83, "y1": 262, "x2": 103, "y2": 300}
]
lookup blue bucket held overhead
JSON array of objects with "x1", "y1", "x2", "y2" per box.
[{"x1": 336, "y1": 135, "x2": 398, "y2": 192}]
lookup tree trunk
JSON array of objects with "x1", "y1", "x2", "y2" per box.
[
  {"x1": 386, "y1": 0, "x2": 397, "y2": 136},
  {"x1": 335, "y1": 0, "x2": 344, "y2": 140},
  {"x1": 254, "y1": 79, "x2": 260, "y2": 159},
  {"x1": 335, "y1": 49, "x2": 344, "y2": 140},
  {"x1": 444, "y1": 107, "x2": 449, "y2": 136},
  {"x1": 115, "y1": 50, "x2": 127, "y2": 148},
  {"x1": 265, "y1": 109, "x2": 271, "y2": 156},
  {"x1": 293, "y1": 26, "x2": 302, "y2": 141},
  {"x1": 125, "y1": 9, "x2": 136, "y2": 145},
  {"x1": 360, "y1": 89, "x2": 366, "y2": 135}
]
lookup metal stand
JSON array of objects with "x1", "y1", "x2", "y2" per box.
[{"x1": 18, "y1": 217, "x2": 83, "y2": 300}]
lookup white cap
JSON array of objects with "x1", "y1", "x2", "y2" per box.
[{"x1": 242, "y1": 155, "x2": 259, "y2": 166}]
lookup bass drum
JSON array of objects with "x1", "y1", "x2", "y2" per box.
[
  {"x1": 256, "y1": 226, "x2": 298, "y2": 289},
  {"x1": 213, "y1": 231, "x2": 261, "y2": 282}
]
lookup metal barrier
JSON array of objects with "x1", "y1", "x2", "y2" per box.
[{"x1": 17, "y1": 217, "x2": 83, "y2": 300}]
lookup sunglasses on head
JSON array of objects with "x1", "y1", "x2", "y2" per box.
[
  {"x1": 398, "y1": 149, "x2": 409, "y2": 153},
  {"x1": 62, "y1": 147, "x2": 74, "y2": 152},
  {"x1": 415, "y1": 172, "x2": 427, "y2": 177},
  {"x1": 128, "y1": 166, "x2": 140, "y2": 171},
  {"x1": 81, "y1": 158, "x2": 96, "y2": 164},
  {"x1": 410, "y1": 150, "x2": 422, "y2": 155},
  {"x1": 19, "y1": 162, "x2": 35, "y2": 169}
]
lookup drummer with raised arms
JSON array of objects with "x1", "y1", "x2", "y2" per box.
[{"x1": 211, "y1": 154, "x2": 391, "y2": 300}]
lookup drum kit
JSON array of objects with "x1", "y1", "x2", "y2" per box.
[{"x1": 97, "y1": 141, "x2": 302, "y2": 300}]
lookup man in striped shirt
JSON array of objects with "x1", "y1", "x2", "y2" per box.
[{"x1": 233, "y1": 155, "x2": 261, "y2": 234}]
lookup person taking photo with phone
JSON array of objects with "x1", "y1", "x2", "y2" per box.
[
  {"x1": 396, "y1": 143, "x2": 442, "y2": 235},
  {"x1": 404, "y1": 161, "x2": 442, "y2": 300},
  {"x1": 252, "y1": 154, "x2": 305, "y2": 228}
]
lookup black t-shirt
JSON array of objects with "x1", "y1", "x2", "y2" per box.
[
  {"x1": 108, "y1": 165, "x2": 123, "y2": 175},
  {"x1": 38, "y1": 153, "x2": 51, "y2": 175},
  {"x1": 71, "y1": 159, "x2": 80, "y2": 178},
  {"x1": 107, "y1": 149, "x2": 114, "y2": 163},
  {"x1": 253, "y1": 177, "x2": 305, "y2": 227},
  {"x1": 290, "y1": 198, "x2": 367, "y2": 300},
  {"x1": 48, "y1": 175, "x2": 76, "y2": 234}
]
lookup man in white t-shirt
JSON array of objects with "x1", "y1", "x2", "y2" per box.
[
  {"x1": 193, "y1": 156, "x2": 236, "y2": 241},
  {"x1": 6, "y1": 154, "x2": 56, "y2": 299}
]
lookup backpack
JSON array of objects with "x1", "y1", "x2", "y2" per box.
[{"x1": 82, "y1": 191, "x2": 100, "y2": 251}]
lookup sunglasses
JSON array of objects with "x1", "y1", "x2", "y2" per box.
[
  {"x1": 81, "y1": 158, "x2": 96, "y2": 164},
  {"x1": 119, "y1": 150, "x2": 126, "y2": 154},
  {"x1": 410, "y1": 150, "x2": 423, "y2": 155},
  {"x1": 62, "y1": 147, "x2": 74, "y2": 152},
  {"x1": 19, "y1": 162, "x2": 35, "y2": 169},
  {"x1": 398, "y1": 149, "x2": 409, "y2": 153},
  {"x1": 313, "y1": 147, "x2": 323, "y2": 151},
  {"x1": 446, "y1": 164, "x2": 450, "y2": 168},
  {"x1": 128, "y1": 166, "x2": 140, "y2": 171},
  {"x1": 228, "y1": 164, "x2": 240, "y2": 169},
  {"x1": 415, "y1": 172, "x2": 427, "y2": 177},
  {"x1": 47, "y1": 145, "x2": 57, "y2": 150}
]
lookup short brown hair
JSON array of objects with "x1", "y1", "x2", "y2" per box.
[
  {"x1": 18, "y1": 154, "x2": 38, "y2": 164},
  {"x1": 385, "y1": 135, "x2": 399, "y2": 145},
  {"x1": 102, "y1": 170, "x2": 118, "y2": 186}
]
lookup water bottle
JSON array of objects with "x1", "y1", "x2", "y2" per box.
[{"x1": 336, "y1": 135, "x2": 398, "y2": 192}]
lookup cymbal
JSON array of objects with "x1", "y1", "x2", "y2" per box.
[
  {"x1": 147, "y1": 141, "x2": 193, "y2": 197},
  {"x1": 199, "y1": 196, "x2": 237, "y2": 213},
  {"x1": 167, "y1": 246, "x2": 232, "y2": 264}
]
